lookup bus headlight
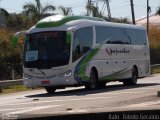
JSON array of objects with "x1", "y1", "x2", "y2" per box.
[
  {"x1": 59, "y1": 70, "x2": 72, "y2": 77},
  {"x1": 64, "y1": 70, "x2": 72, "y2": 77}
]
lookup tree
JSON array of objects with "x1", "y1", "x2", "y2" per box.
[
  {"x1": 86, "y1": 0, "x2": 111, "y2": 18},
  {"x1": 0, "y1": 8, "x2": 9, "y2": 17},
  {"x1": 23, "y1": 0, "x2": 55, "y2": 21},
  {"x1": 91, "y1": 5, "x2": 103, "y2": 17},
  {"x1": 6, "y1": 13, "x2": 33, "y2": 30},
  {"x1": 110, "y1": 17, "x2": 130, "y2": 24},
  {"x1": 86, "y1": 1, "x2": 103, "y2": 17},
  {"x1": 98, "y1": 0, "x2": 111, "y2": 20},
  {"x1": 0, "y1": 28, "x2": 23, "y2": 80},
  {"x1": 0, "y1": 0, "x2": 9, "y2": 17},
  {"x1": 86, "y1": 0, "x2": 94, "y2": 16},
  {"x1": 59, "y1": 6, "x2": 72, "y2": 15}
]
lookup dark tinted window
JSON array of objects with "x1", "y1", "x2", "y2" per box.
[
  {"x1": 72, "y1": 26, "x2": 93, "y2": 62},
  {"x1": 96, "y1": 26, "x2": 111, "y2": 43},
  {"x1": 96, "y1": 26, "x2": 130, "y2": 44},
  {"x1": 109, "y1": 27, "x2": 130, "y2": 44},
  {"x1": 125, "y1": 29, "x2": 147, "y2": 45},
  {"x1": 135, "y1": 29, "x2": 146, "y2": 45},
  {"x1": 124, "y1": 29, "x2": 133, "y2": 44}
]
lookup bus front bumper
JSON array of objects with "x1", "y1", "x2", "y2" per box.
[{"x1": 23, "y1": 75, "x2": 78, "y2": 87}]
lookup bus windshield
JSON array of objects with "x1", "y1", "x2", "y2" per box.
[{"x1": 24, "y1": 31, "x2": 70, "y2": 69}]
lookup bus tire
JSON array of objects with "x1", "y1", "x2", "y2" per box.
[
  {"x1": 85, "y1": 69, "x2": 98, "y2": 90},
  {"x1": 123, "y1": 67, "x2": 138, "y2": 85},
  {"x1": 45, "y1": 87, "x2": 56, "y2": 94},
  {"x1": 99, "y1": 82, "x2": 106, "y2": 88}
]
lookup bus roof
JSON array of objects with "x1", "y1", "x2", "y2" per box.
[
  {"x1": 35, "y1": 15, "x2": 106, "y2": 28},
  {"x1": 92, "y1": 20, "x2": 146, "y2": 30}
]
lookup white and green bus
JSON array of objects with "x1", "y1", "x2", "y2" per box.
[{"x1": 13, "y1": 15, "x2": 150, "y2": 94}]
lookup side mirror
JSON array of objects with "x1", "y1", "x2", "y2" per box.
[{"x1": 12, "y1": 31, "x2": 27, "y2": 48}]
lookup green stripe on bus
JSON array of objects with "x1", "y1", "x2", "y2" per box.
[
  {"x1": 99, "y1": 68, "x2": 131, "y2": 81},
  {"x1": 36, "y1": 16, "x2": 105, "y2": 28},
  {"x1": 76, "y1": 45, "x2": 101, "y2": 81}
]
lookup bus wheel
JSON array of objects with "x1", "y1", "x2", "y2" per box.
[
  {"x1": 99, "y1": 82, "x2": 106, "y2": 88},
  {"x1": 123, "y1": 67, "x2": 138, "y2": 85},
  {"x1": 45, "y1": 87, "x2": 56, "y2": 94},
  {"x1": 85, "y1": 69, "x2": 98, "y2": 90}
]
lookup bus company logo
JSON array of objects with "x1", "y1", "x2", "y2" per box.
[
  {"x1": 106, "y1": 47, "x2": 112, "y2": 56},
  {"x1": 106, "y1": 47, "x2": 130, "y2": 56}
]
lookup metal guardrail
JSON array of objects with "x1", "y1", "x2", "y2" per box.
[
  {"x1": 0, "y1": 79, "x2": 23, "y2": 87},
  {"x1": 150, "y1": 64, "x2": 160, "y2": 67},
  {"x1": 0, "y1": 79, "x2": 23, "y2": 92}
]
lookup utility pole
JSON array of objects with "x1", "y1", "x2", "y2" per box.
[
  {"x1": 147, "y1": 0, "x2": 149, "y2": 34},
  {"x1": 105, "y1": 0, "x2": 111, "y2": 21},
  {"x1": 130, "y1": 0, "x2": 135, "y2": 24}
]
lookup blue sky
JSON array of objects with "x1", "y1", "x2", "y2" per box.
[{"x1": 0, "y1": 0, "x2": 160, "y2": 20}]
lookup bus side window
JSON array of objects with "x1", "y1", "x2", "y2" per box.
[
  {"x1": 135, "y1": 30, "x2": 147, "y2": 45},
  {"x1": 125, "y1": 29, "x2": 135, "y2": 45},
  {"x1": 74, "y1": 38, "x2": 81, "y2": 55},
  {"x1": 72, "y1": 26, "x2": 93, "y2": 62},
  {"x1": 125, "y1": 29, "x2": 147, "y2": 45},
  {"x1": 96, "y1": 26, "x2": 111, "y2": 44}
]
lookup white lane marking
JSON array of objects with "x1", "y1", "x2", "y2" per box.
[
  {"x1": 0, "y1": 96, "x2": 109, "y2": 107},
  {"x1": 125, "y1": 100, "x2": 160, "y2": 108},
  {"x1": 67, "y1": 109, "x2": 88, "y2": 113},
  {"x1": 8, "y1": 105, "x2": 63, "y2": 114},
  {"x1": 0, "y1": 107, "x2": 32, "y2": 112}
]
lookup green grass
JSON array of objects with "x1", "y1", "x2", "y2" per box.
[
  {"x1": 0, "y1": 85, "x2": 42, "y2": 94},
  {"x1": 151, "y1": 66, "x2": 160, "y2": 74}
]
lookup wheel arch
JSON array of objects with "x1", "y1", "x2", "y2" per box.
[
  {"x1": 133, "y1": 65, "x2": 138, "y2": 77},
  {"x1": 91, "y1": 66, "x2": 98, "y2": 79}
]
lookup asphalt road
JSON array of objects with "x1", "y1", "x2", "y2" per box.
[{"x1": 0, "y1": 74, "x2": 160, "y2": 119}]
